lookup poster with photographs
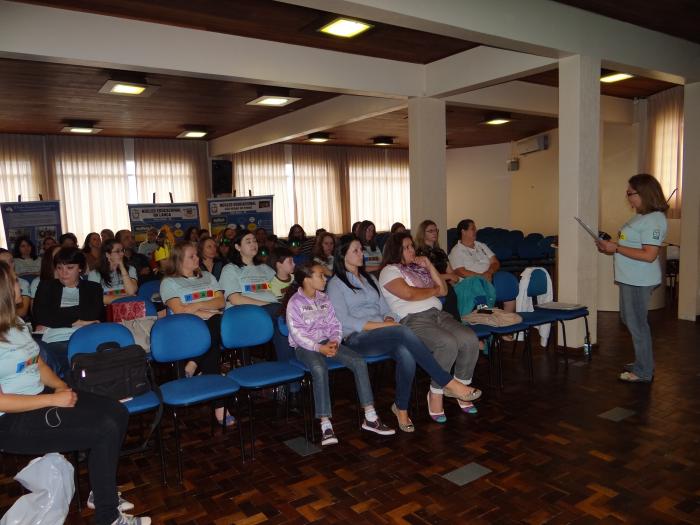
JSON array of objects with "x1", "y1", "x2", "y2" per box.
[
  {"x1": 127, "y1": 203, "x2": 200, "y2": 243},
  {"x1": 208, "y1": 195, "x2": 274, "y2": 237},
  {"x1": 1, "y1": 201, "x2": 62, "y2": 252}
]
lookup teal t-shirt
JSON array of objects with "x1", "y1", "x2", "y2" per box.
[
  {"x1": 614, "y1": 211, "x2": 667, "y2": 286},
  {"x1": 0, "y1": 320, "x2": 43, "y2": 415},
  {"x1": 219, "y1": 263, "x2": 277, "y2": 307}
]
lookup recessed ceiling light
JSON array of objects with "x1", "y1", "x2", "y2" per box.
[
  {"x1": 481, "y1": 113, "x2": 512, "y2": 125},
  {"x1": 176, "y1": 130, "x2": 208, "y2": 139},
  {"x1": 308, "y1": 132, "x2": 330, "y2": 143},
  {"x1": 246, "y1": 95, "x2": 301, "y2": 107},
  {"x1": 99, "y1": 79, "x2": 158, "y2": 97},
  {"x1": 319, "y1": 18, "x2": 372, "y2": 38},
  {"x1": 373, "y1": 136, "x2": 394, "y2": 146},
  {"x1": 600, "y1": 72, "x2": 633, "y2": 83},
  {"x1": 485, "y1": 118, "x2": 511, "y2": 125},
  {"x1": 61, "y1": 125, "x2": 102, "y2": 134}
]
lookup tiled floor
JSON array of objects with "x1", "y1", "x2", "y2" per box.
[{"x1": 1, "y1": 300, "x2": 698, "y2": 524}]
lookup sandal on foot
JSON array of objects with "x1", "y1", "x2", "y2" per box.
[
  {"x1": 623, "y1": 362, "x2": 635, "y2": 373},
  {"x1": 216, "y1": 414, "x2": 236, "y2": 427},
  {"x1": 391, "y1": 403, "x2": 415, "y2": 433},
  {"x1": 457, "y1": 399, "x2": 478, "y2": 414},
  {"x1": 619, "y1": 371, "x2": 651, "y2": 383},
  {"x1": 427, "y1": 392, "x2": 446, "y2": 424},
  {"x1": 444, "y1": 385, "x2": 482, "y2": 402}
]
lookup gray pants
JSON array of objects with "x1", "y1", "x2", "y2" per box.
[
  {"x1": 619, "y1": 283, "x2": 656, "y2": 380},
  {"x1": 401, "y1": 308, "x2": 480, "y2": 390}
]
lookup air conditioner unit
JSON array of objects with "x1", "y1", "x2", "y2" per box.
[{"x1": 516, "y1": 134, "x2": 549, "y2": 156}]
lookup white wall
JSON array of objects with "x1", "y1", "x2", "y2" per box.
[{"x1": 445, "y1": 143, "x2": 512, "y2": 230}]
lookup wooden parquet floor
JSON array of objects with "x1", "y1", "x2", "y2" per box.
[{"x1": 2, "y1": 302, "x2": 699, "y2": 524}]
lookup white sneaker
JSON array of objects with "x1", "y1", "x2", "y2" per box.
[
  {"x1": 87, "y1": 490, "x2": 134, "y2": 512},
  {"x1": 110, "y1": 513, "x2": 151, "y2": 525}
]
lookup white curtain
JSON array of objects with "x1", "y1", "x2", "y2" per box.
[
  {"x1": 134, "y1": 138, "x2": 209, "y2": 223},
  {"x1": 0, "y1": 134, "x2": 48, "y2": 248},
  {"x1": 291, "y1": 144, "x2": 345, "y2": 234},
  {"x1": 47, "y1": 135, "x2": 129, "y2": 243},
  {"x1": 347, "y1": 147, "x2": 410, "y2": 231},
  {"x1": 231, "y1": 144, "x2": 293, "y2": 235},
  {"x1": 643, "y1": 86, "x2": 684, "y2": 218}
]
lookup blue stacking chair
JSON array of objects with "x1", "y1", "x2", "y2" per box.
[
  {"x1": 112, "y1": 295, "x2": 158, "y2": 317},
  {"x1": 137, "y1": 279, "x2": 162, "y2": 306},
  {"x1": 67, "y1": 323, "x2": 165, "y2": 481},
  {"x1": 150, "y1": 314, "x2": 242, "y2": 483},
  {"x1": 221, "y1": 305, "x2": 306, "y2": 459},
  {"x1": 446, "y1": 228, "x2": 459, "y2": 251},
  {"x1": 527, "y1": 269, "x2": 592, "y2": 365}
]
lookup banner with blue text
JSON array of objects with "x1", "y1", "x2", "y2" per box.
[
  {"x1": 1, "y1": 200, "x2": 62, "y2": 252},
  {"x1": 208, "y1": 195, "x2": 274, "y2": 236}
]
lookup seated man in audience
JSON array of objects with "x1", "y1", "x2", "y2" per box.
[
  {"x1": 137, "y1": 227, "x2": 159, "y2": 259},
  {"x1": 267, "y1": 246, "x2": 295, "y2": 300},
  {"x1": 116, "y1": 229, "x2": 152, "y2": 283}
]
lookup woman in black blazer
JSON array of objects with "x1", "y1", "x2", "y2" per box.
[{"x1": 32, "y1": 247, "x2": 103, "y2": 377}]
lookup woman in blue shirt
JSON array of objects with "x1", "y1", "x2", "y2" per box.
[
  {"x1": 326, "y1": 239, "x2": 480, "y2": 431},
  {"x1": 596, "y1": 174, "x2": 668, "y2": 383}
]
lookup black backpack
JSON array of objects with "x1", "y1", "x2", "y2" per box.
[{"x1": 70, "y1": 342, "x2": 154, "y2": 401}]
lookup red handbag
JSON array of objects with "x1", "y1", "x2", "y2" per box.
[{"x1": 107, "y1": 301, "x2": 146, "y2": 322}]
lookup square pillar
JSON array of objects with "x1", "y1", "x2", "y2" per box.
[
  {"x1": 408, "y1": 97, "x2": 447, "y2": 245},
  {"x1": 558, "y1": 55, "x2": 601, "y2": 346},
  {"x1": 678, "y1": 83, "x2": 700, "y2": 321}
]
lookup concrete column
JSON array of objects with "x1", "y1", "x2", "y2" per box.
[
  {"x1": 408, "y1": 97, "x2": 447, "y2": 245},
  {"x1": 678, "y1": 83, "x2": 700, "y2": 321},
  {"x1": 558, "y1": 55, "x2": 601, "y2": 346}
]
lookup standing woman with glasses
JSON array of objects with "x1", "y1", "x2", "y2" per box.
[
  {"x1": 88, "y1": 239, "x2": 138, "y2": 305},
  {"x1": 596, "y1": 174, "x2": 668, "y2": 383}
]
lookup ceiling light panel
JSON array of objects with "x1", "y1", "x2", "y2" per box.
[{"x1": 319, "y1": 18, "x2": 372, "y2": 38}]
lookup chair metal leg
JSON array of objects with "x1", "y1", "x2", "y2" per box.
[
  {"x1": 173, "y1": 409, "x2": 183, "y2": 485},
  {"x1": 248, "y1": 392, "x2": 255, "y2": 460},
  {"x1": 156, "y1": 423, "x2": 167, "y2": 486},
  {"x1": 560, "y1": 321, "x2": 569, "y2": 368},
  {"x1": 234, "y1": 395, "x2": 245, "y2": 464},
  {"x1": 524, "y1": 330, "x2": 534, "y2": 384},
  {"x1": 583, "y1": 316, "x2": 592, "y2": 361}
]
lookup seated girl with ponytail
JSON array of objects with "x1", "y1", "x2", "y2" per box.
[{"x1": 282, "y1": 262, "x2": 395, "y2": 446}]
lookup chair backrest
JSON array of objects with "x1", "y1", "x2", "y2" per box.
[
  {"x1": 538, "y1": 236, "x2": 557, "y2": 258},
  {"x1": 489, "y1": 241, "x2": 512, "y2": 261},
  {"x1": 113, "y1": 295, "x2": 157, "y2": 316},
  {"x1": 293, "y1": 254, "x2": 310, "y2": 266},
  {"x1": 277, "y1": 316, "x2": 289, "y2": 337},
  {"x1": 493, "y1": 271, "x2": 519, "y2": 302},
  {"x1": 375, "y1": 231, "x2": 390, "y2": 252},
  {"x1": 150, "y1": 313, "x2": 211, "y2": 363},
  {"x1": 527, "y1": 268, "x2": 548, "y2": 297},
  {"x1": 67, "y1": 323, "x2": 135, "y2": 363},
  {"x1": 517, "y1": 238, "x2": 545, "y2": 259},
  {"x1": 137, "y1": 279, "x2": 161, "y2": 303},
  {"x1": 221, "y1": 304, "x2": 274, "y2": 348},
  {"x1": 525, "y1": 232, "x2": 544, "y2": 242},
  {"x1": 446, "y1": 228, "x2": 459, "y2": 252}
]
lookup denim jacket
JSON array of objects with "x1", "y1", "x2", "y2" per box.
[
  {"x1": 286, "y1": 288, "x2": 343, "y2": 352},
  {"x1": 326, "y1": 272, "x2": 397, "y2": 338}
]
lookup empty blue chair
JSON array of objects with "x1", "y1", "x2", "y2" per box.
[
  {"x1": 517, "y1": 237, "x2": 546, "y2": 261},
  {"x1": 488, "y1": 241, "x2": 513, "y2": 262},
  {"x1": 446, "y1": 228, "x2": 459, "y2": 252},
  {"x1": 112, "y1": 295, "x2": 157, "y2": 317},
  {"x1": 137, "y1": 279, "x2": 161, "y2": 304},
  {"x1": 221, "y1": 305, "x2": 305, "y2": 459},
  {"x1": 67, "y1": 323, "x2": 164, "y2": 478},
  {"x1": 150, "y1": 314, "x2": 241, "y2": 482}
]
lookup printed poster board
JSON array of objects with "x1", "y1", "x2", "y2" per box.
[
  {"x1": 127, "y1": 203, "x2": 200, "y2": 243},
  {"x1": 208, "y1": 195, "x2": 274, "y2": 236},
  {"x1": 1, "y1": 200, "x2": 62, "y2": 252}
]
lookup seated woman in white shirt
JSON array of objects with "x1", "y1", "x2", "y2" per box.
[
  {"x1": 87, "y1": 239, "x2": 138, "y2": 305},
  {"x1": 12, "y1": 236, "x2": 41, "y2": 279},
  {"x1": 448, "y1": 219, "x2": 515, "y2": 313}
]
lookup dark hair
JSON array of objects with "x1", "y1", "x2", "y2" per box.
[
  {"x1": 114, "y1": 229, "x2": 131, "y2": 244},
  {"x1": 332, "y1": 238, "x2": 380, "y2": 295},
  {"x1": 53, "y1": 247, "x2": 87, "y2": 272},
  {"x1": 96, "y1": 238, "x2": 129, "y2": 287},
  {"x1": 279, "y1": 261, "x2": 318, "y2": 317},
  {"x1": 267, "y1": 246, "x2": 293, "y2": 271},
  {"x1": 197, "y1": 237, "x2": 217, "y2": 261},
  {"x1": 12, "y1": 235, "x2": 36, "y2": 260},
  {"x1": 629, "y1": 174, "x2": 669, "y2": 215},
  {"x1": 381, "y1": 231, "x2": 413, "y2": 268},
  {"x1": 351, "y1": 221, "x2": 361, "y2": 235},
  {"x1": 184, "y1": 226, "x2": 200, "y2": 242},
  {"x1": 81, "y1": 232, "x2": 100, "y2": 253},
  {"x1": 230, "y1": 230, "x2": 260, "y2": 267},
  {"x1": 456, "y1": 219, "x2": 475, "y2": 238},
  {"x1": 287, "y1": 224, "x2": 306, "y2": 242},
  {"x1": 312, "y1": 232, "x2": 335, "y2": 260},
  {"x1": 390, "y1": 222, "x2": 406, "y2": 234},
  {"x1": 59, "y1": 233, "x2": 78, "y2": 246},
  {"x1": 39, "y1": 246, "x2": 60, "y2": 281},
  {"x1": 357, "y1": 220, "x2": 377, "y2": 251}
]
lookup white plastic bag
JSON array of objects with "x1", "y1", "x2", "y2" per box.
[{"x1": 0, "y1": 453, "x2": 74, "y2": 525}]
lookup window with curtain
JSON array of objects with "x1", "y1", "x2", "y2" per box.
[
  {"x1": 231, "y1": 144, "x2": 294, "y2": 235},
  {"x1": 0, "y1": 134, "x2": 48, "y2": 248},
  {"x1": 46, "y1": 135, "x2": 129, "y2": 244},
  {"x1": 134, "y1": 138, "x2": 209, "y2": 220},
  {"x1": 347, "y1": 147, "x2": 410, "y2": 231},
  {"x1": 643, "y1": 86, "x2": 684, "y2": 218},
  {"x1": 291, "y1": 144, "x2": 346, "y2": 233}
]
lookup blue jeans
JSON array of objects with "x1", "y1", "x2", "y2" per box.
[
  {"x1": 619, "y1": 283, "x2": 656, "y2": 380},
  {"x1": 294, "y1": 345, "x2": 373, "y2": 419},
  {"x1": 344, "y1": 325, "x2": 453, "y2": 410}
]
